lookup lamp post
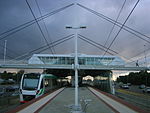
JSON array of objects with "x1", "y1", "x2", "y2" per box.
[
  {"x1": 4, "y1": 40, "x2": 7, "y2": 64},
  {"x1": 66, "y1": 26, "x2": 86, "y2": 109},
  {"x1": 144, "y1": 45, "x2": 148, "y2": 86},
  {"x1": 144, "y1": 45, "x2": 147, "y2": 67}
]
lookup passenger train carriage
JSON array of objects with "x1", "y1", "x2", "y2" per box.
[{"x1": 19, "y1": 73, "x2": 58, "y2": 103}]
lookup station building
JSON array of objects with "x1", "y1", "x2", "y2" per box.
[{"x1": 28, "y1": 53, "x2": 125, "y2": 94}]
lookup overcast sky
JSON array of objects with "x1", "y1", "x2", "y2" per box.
[{"x1": 0, "y1": 0, "x2": 150, "y2": 66}]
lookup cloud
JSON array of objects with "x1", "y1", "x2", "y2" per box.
[{"x1": 0, "y1": 0, "x2": 150, "y2": 66}]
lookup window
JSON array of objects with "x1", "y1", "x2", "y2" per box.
[
  {"x1": 40, "y1": 79, "x2": 43, "y2": 89},
  {"x1": 22, "y1": 73, "x2": 40, "y2": 90}
]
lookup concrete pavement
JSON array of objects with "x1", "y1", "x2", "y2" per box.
[{"x1": 39, "y1": 87, "x2": 115, "y2": 113}]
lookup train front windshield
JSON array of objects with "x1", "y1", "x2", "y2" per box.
[{"x1": 22, "y1": 74, "x2": 40, "y2": 90}]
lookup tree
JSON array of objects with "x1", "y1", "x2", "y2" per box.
[
  {"x1": 16, "y1": 70, "x2": 24, "y2": 84},
  {"x1": 116, "y1": 71, "x2": 150, "y2": 86}
]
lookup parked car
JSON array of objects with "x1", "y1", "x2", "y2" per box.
[
  {"x1": 139, "y1": 84, "x2": 146, "y2": 89},
  {"x1": 121, "y1": 84, "x2": 129, "y2": 89},
  {"x1": 143, "y1": 87, "x2": 150, "y2": 93}
]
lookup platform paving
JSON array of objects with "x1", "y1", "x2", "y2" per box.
[{"x1": 39, "y1": 87, "x2": 115, "y2": 113}]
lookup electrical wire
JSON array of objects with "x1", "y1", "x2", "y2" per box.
[
  {"x1": 77, "y1": 3, "x2": 150, "y2": 44},
  {"x1": 0, "y1": 3, "x2": 74, "y2": 41},
  {"x1": 20, "y1": 35, "x2": 74, "y2": 60},
  {"x1": 104, "y1": 0, "x2": 126, "y2": 47},
  {"x1": 38, "y1": 36, "x2": 74, "y2": 54},
  {"x1": 35, "y1": 0, "x2": 56, "y2": 54},
  {"x1": 11, "y1": 34, "x2": 74, "y2": 60},
  {"x1": 78, "y1": 34, "x2": 118, "y2": 54},
  {"x1": 125, "y1": 49, "x2": 150, "y2": 65},
  {"x1": 127, "y1": 47, "x2": 150, "y2": 62},
  {"x1": 0, "y1": 52, "x2": 14, "y2": 59},
  {"x1": 25, "y1": 0, "x2": 54, "y2": 54},
  {"x1": 78, "y1": 34, "x2": 133, "y2": 62},
  {"x1": 103, "y1": 0, "x2": 140, "y2": 56},
  {"x1": 78, "y1": 36, "x2": 114, "y2": 55},
  {"x1": 126, "y1": 54, "x2": 150, "y2": 66},
  {"x1": 0, "y1": 3, "x2": 74, "y2": 60},
  {"x1": 0, "y1": 44, "x2": 20, "y2": 56}
]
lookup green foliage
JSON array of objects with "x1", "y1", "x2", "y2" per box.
[
  {"x1": 116, "y1": 71, "x2": 150, "y2": 86},
  {"x1": 0, "y1": 70, "x2": 24, "y2": 84},
  {"x1": 0, "y1": 71, "x2": 13, "y2": 80}
]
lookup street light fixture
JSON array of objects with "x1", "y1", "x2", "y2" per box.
[{"x1": 66, "y1": 25, "x2": 86, "y2": 110}]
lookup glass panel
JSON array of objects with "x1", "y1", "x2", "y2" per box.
[{"x1": 22, "y1": 74, "x2": 40, "y2": 90}]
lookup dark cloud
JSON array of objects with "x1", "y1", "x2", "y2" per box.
[{"x1": 0, "y1": 0, "x2": 150, "y2": 66}]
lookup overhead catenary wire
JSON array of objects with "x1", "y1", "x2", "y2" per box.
[
  {"x1": 0, "y1": 3, "x2": 74, "y2": 60},
  {"x1": 78, "y1": 34, "x2": 133, "y2": 62},
  {"x1": 23, "y1": 35, "x2": 74, "y2": 59},
  {"x1": 0, "y1": 52, "x2": 14, "y2": 59},
  {"x1": 25, "y1": 0, "x2": 54, "y2": 54},
  {"x1": 78, "y1": 34, "x2": 118, "y2": 54},
  {"x1": 0, "y1": 2, "x2": 147, "y2": 64},
  {"x1": 104, "y1": 0, "x2": 127, "y2": 46},
  {"x1": 37, "y1": 36, "x2": 74, "y2": 54},
  {"x1": 19, "y1": 35, "x2": 74, "y2": 60},
  {"x1": 103, "y1": 0, "x2": 140, "y2": 56},
  {"x1": 35, "y1": 0, "x2": 56, "y2": 54},
  {"x1": 0, "y1": 44, "x2": 20, "y2": 56},
  {"x1": 125, "y1": 54, "x2": 150, "y2": 66},
  {"x1": 11, "y1": 34, "x2": 74, "y2": 60},
  {"x1": 126, "y1": 47, "x2": 150, "y2": 64},
  {"x1": 0, "y1": 3, "x2": 74, "y2": 41},
  {"x1": 125, "y1": 47, "x2": 150, "y2": 65},
  {"x1": 77, "y1": 2, "x2": 149, "y2": 65},
  {"x1": 77, "y1": 3, "x2": 150, "y2": 44},
  {"x1": 78, "y1": 36, "x2": 114, "y2": 55}
]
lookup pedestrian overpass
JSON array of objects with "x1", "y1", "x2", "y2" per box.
[
  {"x1": 0, "y1": 53, "x2": 148, "y2": 70},
  {"x1": 0, "y1": 53, "x2": 149, "y2": 94}
]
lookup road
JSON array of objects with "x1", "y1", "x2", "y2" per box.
[
  {"x1": 115, "y1": 84, "x2": 150, "y2": 94},
  {"x1": 115, "y1": 84, "x2": 150, "y2": 112}
]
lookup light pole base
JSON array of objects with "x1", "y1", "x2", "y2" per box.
[{"x1": 66, "y1": 104, "x2": 83, "y2": 113}]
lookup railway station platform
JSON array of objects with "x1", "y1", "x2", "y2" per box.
[{"x1": 7, "y1": 87, "x2": 149, "y2": 113}]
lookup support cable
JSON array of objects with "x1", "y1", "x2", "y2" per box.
[
  {"x1": 77, "y1": 3, "x2": 150, "y2": 44},
  {"x1": 125, "y1": 54, "x2": 150, "y2": 65},
  {"x1": 126, "y1": 47, "x2": 150, "y2": 64},
  {"x1": 0, "y1": 3, "x2": 74, "y2": 41},
  {"x1": 78, "y1": 34, "x2": 132, "y2": 62},
  {"x1": 104, "y1": 0, "x2": 126, "y2": 46},
  {"x1": 78, "y1": 34, "x2": 118, "y2": 54},
  {"x1": 19, "y1": 35, "x2": 74, "y2": 60},
  {"x1": 0, "y1": 3, "x2": 74, "y2": 60},
  {"x1": 78, "y1": 3, "x2": 149, "y2": 65},
  {"x1": 38, "y1": 36, "x2": 74, "y2": 54},
  {"x1": 11, "y1": 34, "x2": 74, "y2": 60},
  {"x1": 78, "y1": 36, "x2": 114, "y2": 55},
  {"x1": 0, "y1": 52, "x2": 14, "y2": 59},
  {"x1": 0, "y1": 44, "x2": 20, "y2": 56},
  {"x1": 35, "y1": 0, "x2": 56, "y2": 54},
  {"x1": 103, "y1": 0, "x2": 140, "y2": 56},
  {"x1": 25, "y1": 0, "x2": 54, "y2": 54}
]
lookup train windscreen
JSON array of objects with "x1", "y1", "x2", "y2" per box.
[{"x1": 22, "y1": 73, "x2": 40, "y2": 90}]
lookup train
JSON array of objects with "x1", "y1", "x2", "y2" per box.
[{"x1": 19, "y1": 73, "x2": 59, "y2": 103}]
